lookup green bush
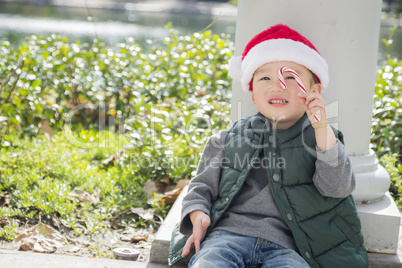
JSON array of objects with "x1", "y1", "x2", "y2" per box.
[
  {"x1": 380, "y1": 154, "x2": 402, "y2": 209},
  {"x1": 372, "y1": 29, "x2": 402, "y2": 210},
  {"x1": 372, "y1": 57, "x2": 402, "y2": 158},
  {"x1": 371, "y1": 27, "x2": 402, "y2": 159},
  {"x1": 0, "y1": 26, "x2": 233, "y2": 236},
  {"x1": 0, "y1": 220, "x2": 18, "y2": 241},
  {"x1": 0, "y1": 25, "x2": 233, "y2": 142}
]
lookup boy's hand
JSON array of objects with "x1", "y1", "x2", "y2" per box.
[
  {"x1": 298, "y1": 92, "x2": 337, "y2": 150},
  {"x1": 181, "y1": 210, "x2": 210, "y2": 258},
  {"x1": 298, "y1": 92, "x2": 328, "y2": 128}
]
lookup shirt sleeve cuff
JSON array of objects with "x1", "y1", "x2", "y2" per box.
[
  {"x1": 316, "y1": 140, "x2": 344, "y2": 165},
  {"x1": 179, "y1": 205, "x2": 210, "y2": 236}
]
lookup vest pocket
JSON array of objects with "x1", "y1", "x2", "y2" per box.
[{"x1": 332, "y1": 216, "x2": 364, "y2": 249}]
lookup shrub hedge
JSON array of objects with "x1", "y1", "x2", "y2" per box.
[{"x1": 0, "y1": 26, "x2": 233, "y2": 239}]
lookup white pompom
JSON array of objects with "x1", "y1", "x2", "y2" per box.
[{"x1": 228, "y1": 56, "x2": 243, "y2": 82}]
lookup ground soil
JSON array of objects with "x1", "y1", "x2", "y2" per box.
[{"x1": 0, "y1": 224, "x2": 155, "y2": 262}]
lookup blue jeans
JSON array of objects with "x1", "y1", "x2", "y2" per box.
[{"x1": 189, "y1": 230, "x2": 310, "y2": 268}]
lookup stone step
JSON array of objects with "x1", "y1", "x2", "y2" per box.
[
  {"x1": 150, "y1": 186, "x2": 189, "y2": 267},
  {"x1": 150, "y1": 187, "x2": 402, "y2": 267}
]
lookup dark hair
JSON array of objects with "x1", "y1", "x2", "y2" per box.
[{"x1": 311, "y1": 71, "x2": 320, "y2": 85}]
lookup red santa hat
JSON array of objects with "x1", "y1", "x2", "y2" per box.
[{"x1": 228, "y1": 24, "x2": 329, "y2": 92}]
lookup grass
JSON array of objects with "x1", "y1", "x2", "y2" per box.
[{"x1": 0, "y1": 129, "x2": 169, "y2": 241}]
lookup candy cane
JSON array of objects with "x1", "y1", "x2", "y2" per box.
[{"x1": 278, "y1": 67, "x2": 321, "y2": 122}]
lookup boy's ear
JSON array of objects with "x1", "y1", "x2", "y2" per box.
[
  {"x1": 251, "y1": 89, "x2": 256, "y2": 104},
  {"x1": 312, "y1": 83, "x2": 322, "y2": 94}
]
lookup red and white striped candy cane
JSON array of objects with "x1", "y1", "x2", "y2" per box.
[{"x1": 278, "y1": 67, "x2": 321, "y2": 122}]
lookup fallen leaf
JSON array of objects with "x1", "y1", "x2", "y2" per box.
[
  {"x1": 164, "y1": 178, "x2": 191, "y2": 194},
  {"x1": 130, "y1": 207, "x2": 155, "y2": 221},
  {"x1": 20, "y1": 237, "x2": 35, "y2": 251},
  {"x1": 66, "y1": 236, "x2": 90, "y2": 247},
  {"x1": 131, "y1": 234, "x2": 148, "y2": 243},
  {"x1": 15, "y1": 223, "x2": 67, "y2": 253},
  {"x1": 120, "y1": 235, "x2": 132, "y2": 242},
  {"x1": 68, "y1": 188, "x2": 100, "y2": 204},
  {"x1": 63, "y1": 245, "x2": 81, "y2": 253},
  {"x1": 51, "y1": 214, "x2": 61, "y2": 229},
  {"x1": 102, "y1": 145, "x2": 134, "y2": 165},
  {"x1": 136, "y1": 240, "x2": 152, "y2": 249},
  {"x1": 159, "y1": 175, "x2": 171, "y2": 185},
  {"x1": 143, "y1": 180, "x2": 157, "y2": 199},
  {"x1": 33, "y1": 238, "x2": 57, "y2": 253},
  {"x1": 39, "y1": 120, "x2": 54, "y2": 142},
  {"x1": 158, "y1": 179, "x2": 190, "y2": 205},
  {"x1": 94, "y1": 187, "x2": 101, "y2": 199},
  {"x1": 0, "y1": 193, "x2": 10, "y2": 207},
  {"x1": 146, "y1": 193, "x2": 163, "y2": 206},
  {"x1": 108, "y1": 219, "x2": 122, "y2": 229},
  {"x1": 159, "y1": 188, "x2": 183, "y2": 205},
  {"x1": 175, "y1": 178, "x2": 190, "y2": 189}
]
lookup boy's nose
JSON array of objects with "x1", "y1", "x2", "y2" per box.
[{"x1": 270, "y1": 78, "x2": 286, "y2": 92}]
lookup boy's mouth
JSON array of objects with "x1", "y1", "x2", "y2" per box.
[{"x1": 268, "y1": 98, "x2": 288, "y2": 104}]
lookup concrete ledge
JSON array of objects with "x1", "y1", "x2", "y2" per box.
[
  {"x1": 358, "y1": 193, "x2": 401, "y2": 254},
  {"x1": 0, "y1": 248, "x2": 168, "y2": 268},
  {"x1": 150, "y1": 186, "x2": 188, "y2": 266},
  {"x1": 150, "y1": 188, "x2": 402, "y2": 267},
  {"x1": 369, "y1": 253, "x2": 402, "y2": 268}
]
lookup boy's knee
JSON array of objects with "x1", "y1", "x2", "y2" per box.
[
  {"x1": 189, "y1": 247, "x2": 243, "y2": 268},
  {"x1": 263, "y1": 249, "x2": 309, "y2": 268}
]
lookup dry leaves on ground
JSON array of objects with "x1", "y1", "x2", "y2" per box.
[
  {"x1": 14, "y1": 223, "x2": 67, "y2": 253},
  {"x1": 0, "y1": 192, "x2": 10, "y2": 207},
  {"x1": 144, "y1": 178, "x2": 190, "y2": 206},
  {"x1": 68, "y1": 188, "x2": 101, "y2": 204},
  {"x1": 102, "y1": 145, "x2": 134, "y2": 166},
  {"x1": 130, "y1": 207, "x2": 155, "y2": 221}
]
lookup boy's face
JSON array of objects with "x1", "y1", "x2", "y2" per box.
[{"x1": 251, "y1": 61, "x2": 322, "y2": 129}]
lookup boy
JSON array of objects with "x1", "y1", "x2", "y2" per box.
[{"x1": 169, "y1": 24, "x2": 368, "y2": 267}]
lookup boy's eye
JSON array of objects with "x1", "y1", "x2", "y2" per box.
[
  {"x1": 285, "y1": 76, "x2": 295, "y2": 80},
  {"x1": 260, "y1": 77, "x2": 270, "y2": 81}
]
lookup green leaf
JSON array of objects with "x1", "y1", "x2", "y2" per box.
[{"x1": 31, "y1": 80, "x2": 41, "y2": 88}]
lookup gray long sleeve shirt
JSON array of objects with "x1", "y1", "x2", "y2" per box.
[{"x1": 180, "y1": 129, "x2": 355, "y2": 251}]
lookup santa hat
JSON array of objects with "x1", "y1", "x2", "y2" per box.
[{"x1": 228, "y1": 24, "x2": 329, "y2": 92}]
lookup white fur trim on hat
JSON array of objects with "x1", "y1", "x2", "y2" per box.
[
  {"x1": 229, "y1": 39, "x2": 329, "y2": 92},
  {"x1": 228, "y1": 56, "x2": 243, "y2": 83}
]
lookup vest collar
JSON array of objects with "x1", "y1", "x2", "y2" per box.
[{"x1": 250, "y1": 112, "x2": 311, "y2": 144}]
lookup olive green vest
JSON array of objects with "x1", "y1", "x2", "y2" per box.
[{"x1": 169, "y1": 113, "x2": 368, "y2": 267}]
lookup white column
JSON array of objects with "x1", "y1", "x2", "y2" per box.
[{"x1": 231, "y1": 0, "x2": 400, "y2": 254}]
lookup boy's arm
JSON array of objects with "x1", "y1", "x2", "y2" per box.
[
  {"x1": 313, "y1": 137, "x2": 356, "y2": 198},
  {"x1": 300, "y1": 91, "x2": 355, "y2": 198},
  {"x1": 181, "y1": 210, "x2": 211, "y2": 257},
  {"x1": 179, "y1": 130, "x2": 227, "y2": 235},
  {"x1": 314, "y1": 125, "x2": 337, "y2": 151}
]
